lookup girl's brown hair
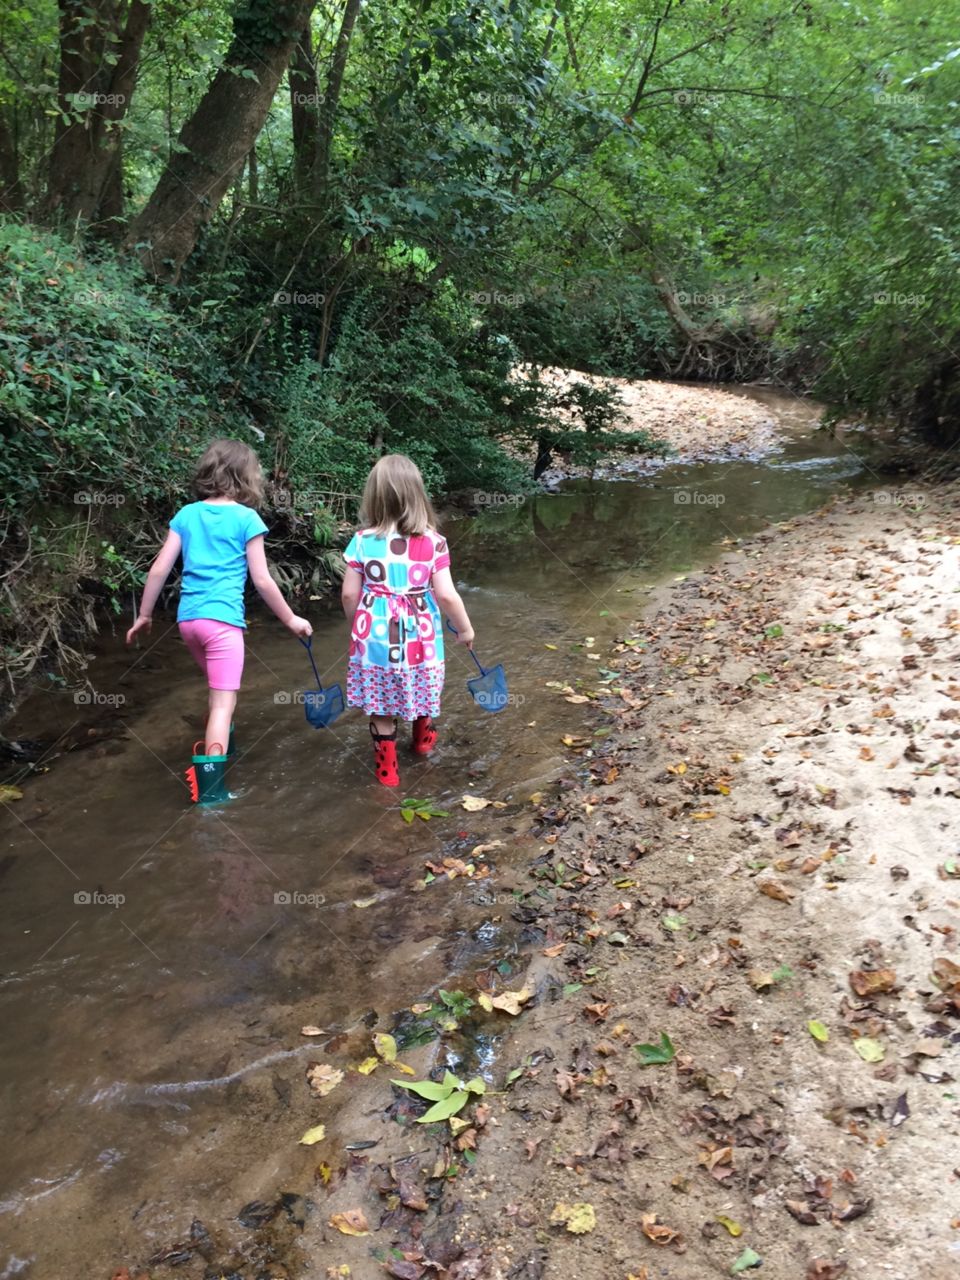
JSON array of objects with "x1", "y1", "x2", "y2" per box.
[
  {"x1": 194, "y1": 439, "x2": 264, "y2": 507},
  {"x1": 360, "y1": 454, "x2": 437, "y2": 537}
]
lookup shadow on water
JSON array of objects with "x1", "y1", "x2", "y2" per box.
[{"x1": 0, "y1": 388, "x2": 883, "y2": 1274}]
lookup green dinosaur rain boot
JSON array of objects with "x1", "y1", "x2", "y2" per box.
[{"x1": 185, "y1": 741, "x2": 232, "y2": 805}]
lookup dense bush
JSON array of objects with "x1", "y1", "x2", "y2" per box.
[{"x1": 0, "y1": 221, "x2": 236, "y2": 512}]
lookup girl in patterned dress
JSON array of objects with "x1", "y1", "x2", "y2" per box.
[{"x1": 341, "y1": 454, "x2": 475, "y2": 787}]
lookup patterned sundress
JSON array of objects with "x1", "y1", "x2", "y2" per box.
[{"x1": 344, "y1": 527, "x2": 450, "y2": 719}]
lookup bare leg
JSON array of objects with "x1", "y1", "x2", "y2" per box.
[
  {"x1": 206, "y1": 689, "x2": 237, "y2": 754},
  {"x1": 371, "y1": 715, "x2": 395, "y2": 736}
]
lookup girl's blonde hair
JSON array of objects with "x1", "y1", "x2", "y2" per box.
[
  {"x1": 194, "y1": 439, "x2": 264, "y2": 507},
  {"x1": 360, "y1": 454, "x2": 437, "y2": 537}
]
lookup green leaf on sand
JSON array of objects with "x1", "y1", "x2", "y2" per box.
[
  {"x1": 854, "y1": 1037, "x2": 885, "y2": 1062},
  {"x1": 808, "y1": 1019, "x2": 829, "y2": 1043},
  {"x1": 731, "y1": 1247, "x2": 762, "y2": 1273},
  {"x1": 633, "y1": 1032, "x2": 675, "y2": 1066}
]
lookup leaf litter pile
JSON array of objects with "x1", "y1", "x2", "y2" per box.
[{"x1": 126, "y1": 487, "x2": 960, "y2": 1280}]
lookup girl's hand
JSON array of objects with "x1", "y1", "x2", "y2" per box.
[
  {"x1": 287, "y1": 615, "x2": 313, "y2": 639},
  {"x1": 126, "y1": 615, "x2": 153, "y2": 646},
  {"x1": 456, "y1": 625, "x2": 475, "y2": 649}
]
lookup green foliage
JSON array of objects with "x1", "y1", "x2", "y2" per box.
[{"x1": 0, "y1": 222, "x2": 234, "y2": 513}]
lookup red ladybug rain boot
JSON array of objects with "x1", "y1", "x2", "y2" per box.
[
  {"x1": 370, "y1": 721, "x2": 400, "y2": 788},
  {"x1": 411, "y1": 715, "x2": 438, "y2": 756}
]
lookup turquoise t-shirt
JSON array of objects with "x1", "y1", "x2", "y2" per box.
[{"x1": 170, "y1": 501, "x2": 269, "y2": 629}]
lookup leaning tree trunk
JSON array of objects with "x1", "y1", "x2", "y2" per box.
[
  {"x1": 46, "y1": 0, "x2": 150, "y2": 228},
  {"x1": 125, "y1": 0, "x2": 316, "y2": 281}
]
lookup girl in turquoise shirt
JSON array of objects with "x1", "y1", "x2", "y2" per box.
[{"x1": 126, "y1": 439, "x2": 311, "y2": 804}]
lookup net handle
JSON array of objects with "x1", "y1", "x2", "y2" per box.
[
  {"x1": 445, "y1": 619, "x2": 486, "y2": 676},
  {"x1": 300, "y1": 636, "x2": 325, "y2": 690}
]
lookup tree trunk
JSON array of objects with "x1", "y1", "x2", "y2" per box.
[
  {"x1": 290, "y1": 25, "x2": 318, "y2": 187},
  {"x1": 313, "y1": 0, "x2": 361, "y2": 200},
  {"x1": 0, "y1": 115, "x2": 24, "y2": 214},
  {"x1": 46, "y1": 0, "x2": 150, "y2": 228},
  {"x1": 125, "y1": 0, "x2": 316, "y2": 281}
]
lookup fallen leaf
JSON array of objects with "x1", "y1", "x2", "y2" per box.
[
  {"x1": 934, "y1": 957, "x2": 960, "y2": 995},
  {"x1": 913, "y1": 1037, "x2": 944, "y2": 1057},
  {"x1": 352, "y1": 896, "x2": 377, "y2": 908},
  {"x1": 299, "y1": 1124, "x2": 326, "y2": 1145},
  {"x1": 853, "y1": 1037, "x2": 885, "y2": 1063},
  {"x1": 307, "y1": 1064, "x2": 344, "y2": 1096},
  {"x1": 0, "y1": 786, "x2": 23, "y2": 803},
  {"x1": 301, "y1": 1025, "x2": 323, "y2": 1036},
  {"x1": 759, "y1": 880, "x2": 794, "y2": 903},
  {"x1": 482, "y1": 988, "x2": 532, "y2": 1016},
  {"x1": 849, "y1": 969, "x2": 896, "y2": 997},
  {"x1": 461, "y1": 795, "x2": 492, "y2": 811},
  {"x1": 808, "y1": 1020, "x2": 830, "y2": 1043},
  {"x1": 749, "y1": 970, "x2": 776, "y2": 991},
  {"x1": 329, "y1": 1210, "x2": 370, "y2": 1237},
  {"x1": 716, "y1": 1216, "x2": 742, "y2": 1237},
  {"x1": 634, "y1": 1032, "x2": 675, "y2": 1065},
  {"x1": 549, "y1": 1201, "x2": 596, "y2": 1234},
  {"x1": 731, "y1": 1247, "x2": 762, "y2": 1273},
  {"x1": 806, "y1": 1261, "x2": 848, "y2": 1280},
  {"x1": 373, "y1": 1033, "x2": 397, "y2": 1062},
  {"x1": 356, "y1": 1056, "x2": 379, "y2": 1075},
  {"x1": 640, "y1": 1212, "x2": 683, "y2": 1248}
]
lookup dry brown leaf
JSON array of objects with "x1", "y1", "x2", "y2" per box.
[
  {"x1": 849, "y1": 968, "x2": 897, "y2": 997},
  {"x1": 329, "y1": 1209, "x2": 370, "y2": 1236},
  {"x1": 758, "y1": 880, "x2": 795, "y2": 904},
  {"x1": 307, "y1": 1064, "x2": 344, "y2": 1097},
  {"x1": 640, "y1": 1212, "x2": 684, "y2": 1248}
]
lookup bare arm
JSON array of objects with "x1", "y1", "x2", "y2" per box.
[
  {"x1": 341, "y1": 565, "x2": 363, "y2": 621},
  {"x1": 246, "y1": 536, "x2": 312, "y2": 638},
  {"x1": 431, "y1": 566, "x2": 474, "y2": 647},
  {"x1": 126, "y1": 530, "x2": 181, "y2": 644}
]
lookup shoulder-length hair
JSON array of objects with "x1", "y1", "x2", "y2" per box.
[
  {"x1": 359, "y1": 454, "x2": 437, "y2": 537},
  {"x1": 193, "y1": 439, "x2": 264, "y2": 507}
]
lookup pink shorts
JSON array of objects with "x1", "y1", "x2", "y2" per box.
[{"x1": 179, "y1": 619, "x2": 245, "y2": 691}]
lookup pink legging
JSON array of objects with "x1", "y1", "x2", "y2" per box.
[{"x1": 179, "y1": 619, "x2": 245, "y2": 690}]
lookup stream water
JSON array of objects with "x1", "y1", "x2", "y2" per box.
[{"x1": 0, "y1": 389, "x2": 883, "y2": 1276}]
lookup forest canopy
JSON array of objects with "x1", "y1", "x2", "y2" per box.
[{"x1": 1, "y1": 0, "x2": 959, "y2": 684}]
